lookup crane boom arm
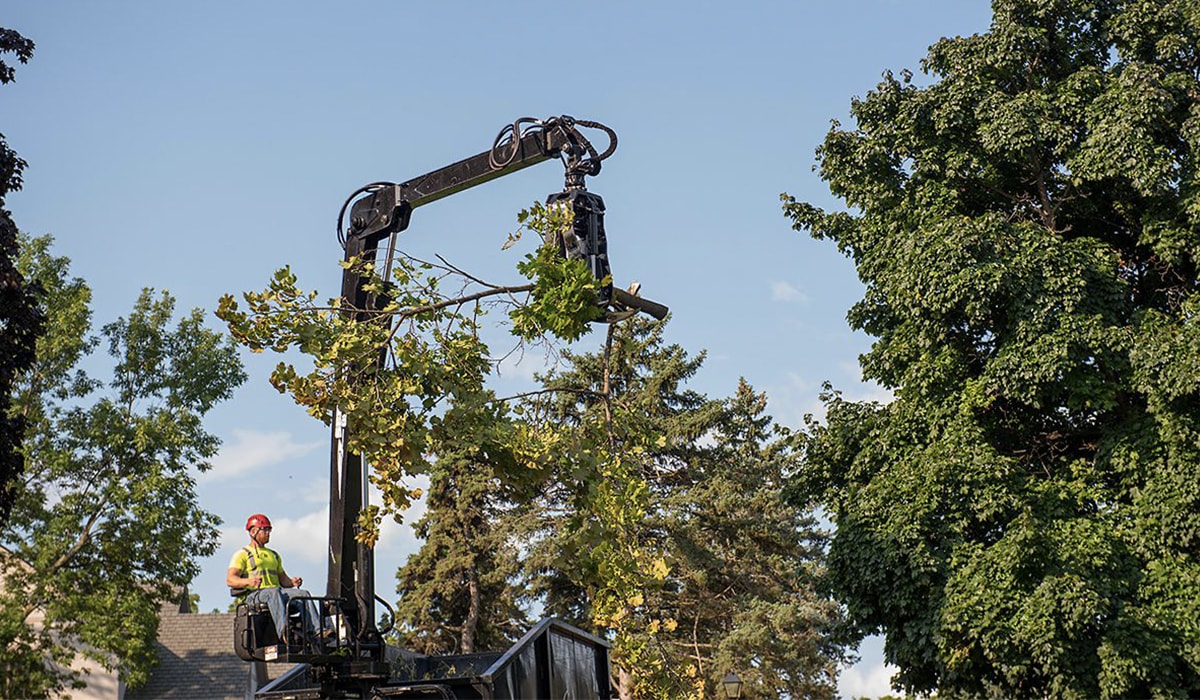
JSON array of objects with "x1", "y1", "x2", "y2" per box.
[
  {"x1": 323, "y1": 117, "x2": 663, "y2": 690},
  {"x1": 328, "y1": 117, "x2": 605, "y2": 665},
  {"x1": 346, "y1": 124, "x2": 577, "y2": 247}
]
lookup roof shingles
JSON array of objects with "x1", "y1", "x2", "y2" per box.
[{"x1": 125, "y1": 610, "x2": 295, "y2": 700}]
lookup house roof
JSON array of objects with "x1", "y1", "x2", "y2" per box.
[{"x1": 125, "y1": 608, "x2": 296, "y2": 700}]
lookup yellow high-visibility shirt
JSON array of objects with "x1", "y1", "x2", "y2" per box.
[{"x1": 228, "y1": 546, "x2": 283, "y2": 597}]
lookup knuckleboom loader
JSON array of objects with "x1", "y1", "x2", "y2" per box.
[{"x1": 234, "y1": 117, "x2": 666, "y2": 699}]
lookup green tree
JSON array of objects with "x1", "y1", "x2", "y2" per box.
[
  {"x1": 0, "y1": 28, "x2": 44, "y2": 523},
  {"x1": 216, "y1": 202, "x2": 606, "y2": 543},
  {"x1": 522, "y1": 320, "x2": 846, "y2": 699},
  {"x1": 0, "y1": 235, "x2": 246, "y2": 697},
  {"x1": 784, "y1": 0, "x2": 1200, "y2": 696},
  {"x1": 392, "y1": 395, "x2": 530, "y2": 655},
  {"x1": 664, "y1": 381, "x2": 845, "y2": 700},
  {"x1": 519, "y1": 318, "x2": 715, "y2": 699}
]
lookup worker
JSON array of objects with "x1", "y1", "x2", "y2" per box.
[{"x1": 226, "y1": 513, "x2": 320, "y2": 644}]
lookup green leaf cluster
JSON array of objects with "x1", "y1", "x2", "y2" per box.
[
  {"x1": 511, "y1": 201, "x2": 607, "y2": 341},
  {"x1": 784, "y1": 0, "x2": 1200, "y2": 696},
  {"x1": 218, "y1": 255, "x2": 497, "y2": 538},
  {"x1": 2, "y1": 235, "x2": 244, "y2": 696}
]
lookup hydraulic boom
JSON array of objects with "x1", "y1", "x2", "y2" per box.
[{"x1": 237, "y1": 116, "x2": 662, "y2": 699}]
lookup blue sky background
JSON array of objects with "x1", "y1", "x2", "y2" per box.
[{"x1": 6, "y1": 2, "x2": 995, "y2": 696}]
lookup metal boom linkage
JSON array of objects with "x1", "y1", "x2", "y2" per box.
[
  {"x1": 235, "y1": 116, "x2": 665, "y2": 699},
  {"x1": 331, "y1": 112, "x2": 665, "y2": 659}
]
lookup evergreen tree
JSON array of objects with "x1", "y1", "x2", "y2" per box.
[
  {"x1": 522, "y1": 319, "x2": 846, "y2": 699},
  {"x1": 661, "y1": 380, "x2": 845, "y2": 700},
  {"x1": 393, "y1": 397, "x2": 529, "y2": 654}
]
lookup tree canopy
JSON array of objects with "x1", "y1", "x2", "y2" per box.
[
  {"x1": 0, "y1": 27, "x2": 44, "y2": 523},
  {"x1": 784, "y1": 0, "x2": 1200, "y2": 696},
  {"x1": 1, "y1": 235, "x2": 245, "y2": 697},
  {"x1": 222, "y1": 205, "x2": 849, "y2": 698}
]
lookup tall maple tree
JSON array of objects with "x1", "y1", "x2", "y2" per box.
[
  {"x1": 785, "y1": 0, "x2": 1200, "y2": 695},
  {"x1": 1, "y1": 236, "x2": 245, "y2": 697}
]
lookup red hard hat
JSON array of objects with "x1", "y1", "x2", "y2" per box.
[{"x1": 246, "y1": 513, "x2": 272, "y2": 531}]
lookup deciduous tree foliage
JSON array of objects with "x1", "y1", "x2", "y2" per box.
[
  {"x1": 0, "y1": 28, "x2": 44, "y2": 523},
  {"x1": 217, "y1": 204, "x2": 607, "y2": 543},
  {"x1": 784, "y1": 0, "x2": 1200, "y2": 696},
  {"x1": 1, "y1": 236, "x2": 245, "y2": 697}
]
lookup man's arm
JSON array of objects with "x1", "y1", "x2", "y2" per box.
[
  {"x1": 279, "y1": 569, "x2": 302, "y2": 589},
  {"x1": 227, "y1": 566, "x2": 263, "y2": 588}
]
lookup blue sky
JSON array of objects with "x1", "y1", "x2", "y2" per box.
[{"x1": 5, "y1": 2, "x2": 994, "y2": 696}]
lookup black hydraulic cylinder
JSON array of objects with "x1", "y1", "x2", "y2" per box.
[{"x1": 327, "y1": 232, "x2": 381, "y2": 654}]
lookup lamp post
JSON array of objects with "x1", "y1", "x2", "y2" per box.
[{"x1": 721, "y1": 672, "x2": 743, "y2": 699}]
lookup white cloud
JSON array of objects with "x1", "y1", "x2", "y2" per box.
[
  {"x1": 765, "y1": 371, "x2": 895, "y2": 430},
  {"x1": 207, "y1": 429, "x2": 324, "y2": 481},
  {"x1": 220, "y1": 508, "x2": 329, "y2": 570},
  {"x1": 264, "y1": 509, "x2": 331, "y2": 568},
  {"x1": 842, "y1": 378, "x2": 895, "y2": 406},
  {"x1": 369, "y1": 477, "x2": 427, "y2": 563},
  {"x1": 838, "y1": 658, "x2": 898, "y2": 699},
  {"x1": 771, "y1": 281, "x2": 809, "y2": 303},
  {"x1": 787, "y1": 371, "x2": 816, "y2": 394},
  {"x1": 764, "y1": 372, "x2": 827, "y2": 429},
  {"x1": 298, "y1": 476, "x2": 330, "y2": 504}
]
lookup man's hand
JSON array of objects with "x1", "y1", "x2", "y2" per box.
[
  {"x1": 291, "y1": 576, "x2": 303, "y2": 588},
  {"x1": 248, "y1": 574, "x2": 262, "y2": 587}
]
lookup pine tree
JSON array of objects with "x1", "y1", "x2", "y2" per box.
[
  {"x1": 393, "y1": 397, "x2": 529, "y2": 654},
  {"x1": 522, "y1": 319, "x2": 846, "y2": 699}
]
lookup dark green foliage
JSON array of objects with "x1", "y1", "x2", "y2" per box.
[
  {"x1": 784, "y1": 1, "x2": 1200, "y2": 696},
  {"x1": 393, "y1": 397, "x2": 530, "y2": 654},
  {"x1": 658, "y1": 380, "x2": 847, "y2": 699},
  {"x1": 0, "y1": 27, "x2": 44, "y2": 523},
  {"x1": 519, "y1": 317, "x2": 719, "y2": 635}
]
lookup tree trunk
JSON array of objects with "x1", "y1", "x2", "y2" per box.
[
  {"x1": 617, "y1": 666, "x2": 635, "y2": 700},
  {"x1": 461, "y1": 569, "x2": 480, "y2": 654}
]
